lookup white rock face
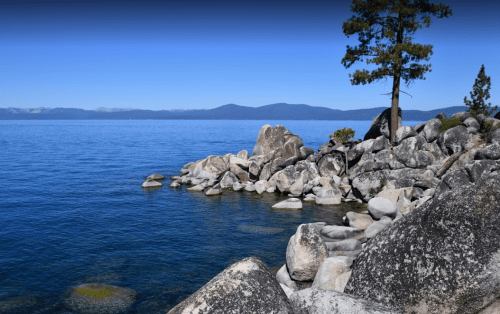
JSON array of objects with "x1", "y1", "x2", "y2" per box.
[
  {"x1": 186, "y1": 184, "x2": 204, "y2": 192},
  {"x1": 367, "y1": 197, "x2": 398, "y2": 219},
  {"x1": 276, "y1": 264, "x2": 297, "y2": 291},
  {"x1": 254, "y1": 180, "x2": 268, "y2": 194},
  {"x1": 315, "y1": 187, "x2": 342, "y2": 205},
  {"x1": 311, "y1": 257, "x2": 352, "y2": 292},
  {"x1": 286, "y1": 224, "x2": 328, "y2": 281},
  {"x1": 142, "y1": 179, "x2": 162, "y2": 188},
  {"x1": 272, "y1": 198, "x2": 303, "y2": 210},
  {"x1": 346, "y1": 212, "x2": 374, "y2": 231},
  {"x1": 289, "y1": 288, "x2": 400, "y2": 314}
]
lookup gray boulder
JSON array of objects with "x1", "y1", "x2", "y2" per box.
[
  {"x1": 364, "y1": 217, "x2": 392, "y2": 239},
  {"x1": 141, "y1": 179, "x2": 162, "y2": 188},
  {"x1": 367, "y1": 197, "x2": 397, "y2": 220},
  {"x1": 252, "y1": 124, "x2": 287, "y2": 157},
  {"x1": 272, "y1": 198, "x2": 303, "y2": 210},
  {"x1": 311, "y1": 257, "x2": 352, "y2": 292},
  {"x1": 393, "y1": 136, "x2": 427, "y2": 168},
  {"x1": 244, "y1": 182, "x2": 256, "y2": 192},
  {"x1": 364, "y1": 107, "x2": 402, "y2": 141},
  {"x1": 276, "y1": 264, "x2": 297, "y2": 291},
  {"x1": 437, "y1": 125, "x2": 468, "y2": 155},
  {"x1": 236, "y1": 149, "x2": 249, "y2": 160},
  {"x1": 286, "y1": 224, "x2": 328, "y2": 281},
  {"x1": 442, "y1": 169, "x2": 471, "y2": 189},
  {"x1": 344, "y1": 175, "x2": 500, "y2": 314},
  {"x1": 345, "y1": 212, "x2": 373, "y2": 231},
  {"x1": 488, "y1": 128, "x2": 500, "y2": 144},
  {"x1": 321, "y1": 225, "x2": 367, "y2": 243},
  {"x1": 318, "y1": 154, "x2": 344, "y2": 178},
  {"x1": 147, "y1": 173, "x2": 165, "y2": 181},
  {"x1": 450, "y1": 111, "x2": 472, "y2": 122},
  {"x1": 219, "y1": 171, "x2": 238, "y2": 189},
  {"x1": 259, "y1": 163, "x2": 273, "y2": 181},
  {"x1": 435, "y1": 112, "x2": 447, "y2": 120},
  {"x1": 422, "y1": 118, "x2": 442, "y2": 143},
  {"x1": 300, "y1": 146, "x2": 315, "y2": 160},
  {"x1": 167, "y1": 257, "x2": 294, "y2": 314},
  {"x1": 325, "y1": 238, "x2": 362, "y2": 259},
  {"x1": 192, "y1": 155, "x2": 229, "y2": 180},
  {"x1": 475, "y1": 143, "x2": 500, "y2": 160},
  {"x1": 464, "y1": 117, "x2": 480, "y2": 130},
  {"x1": 315, "y1": 186, "x2": 342, "y2": 205},
  {"x1": 206, "y1": 184, "x2": 222, "y2": 195},
  {"x1": 186, "y1": 184, "x2": 204, "y2": 192},
  {"x1": 254, "y1": 180, "x2": 268, "y2": 194},
  {"x1": 290, "y1": 288, "x2": 401, "y2": 314},
  {"x1": 275, "y1": 166, "x2": 296, "y2": 193},
  {"x1": 283, "y1": 135, "x2": 304, "y2": 160},
  {"x1": 464, "y1": 159, "x2": 499, "y2": 182},
  {"x1": 393, "y1": 126, "x2": 417, "y2": 146}
]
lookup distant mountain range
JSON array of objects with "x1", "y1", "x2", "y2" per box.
[{"x1": 0, "y1": 103, "x2": 485, "y2": 120}]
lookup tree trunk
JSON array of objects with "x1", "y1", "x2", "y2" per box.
[{"x1": 390, "y1": 13, "x2": 404, "y2": 144}]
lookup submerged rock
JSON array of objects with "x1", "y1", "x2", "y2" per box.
[{"x1": 65, "y1": 283, "x2": 136, "y2": 314}]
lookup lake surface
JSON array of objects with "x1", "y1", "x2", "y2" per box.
[{"x1": 0, "y1": 120, "x2": 425, "y2": 313}]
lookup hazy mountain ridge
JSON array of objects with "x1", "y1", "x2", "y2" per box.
[{"x1": 0, "y1": 103, "x2": 479, "y2": 120}]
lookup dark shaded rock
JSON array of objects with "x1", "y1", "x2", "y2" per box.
[
  {"x1": 487, "y1": 128, "x2": 500, "y2": 145},
  {"x1": 229, "y1": 163, "x2": 250, "y2": 182},
  {"x1": 393, "y1": 126, "x2": 417, "y2": 146},
  {"x1": 290, "y1": 288, "x2": 401, "y2": 314},
  {"x1": 364, "y1": 107, "x2": 402, "y2": 141},
  {"x1": 476, "y1": 113, "x2": 487, "y2": 126},
  {"x1": 414, "y1": 122, "x2": 426, "y2": 133},
  {"x1": 442, "y1": 169, "x2": 471, "y2": 189},
  {"x1": 344, "y1": 175, "x2": 500, "y2": 314},
  {"x1": 422, "y1": 118, "x2": 442, "y2": 143},
  {"x1": 474, "y1": 143, "x2": 500, "y2": 160},
  {"x1": 167, "y1": 257, "x2": 294, "y2": 314},
  {"x1": 450, "y1": 111, "x2": 472, "y2": 122},
  {"x1": 248, "y1": 161, "x2": 260, "y2": 178},
  {"x1": 437, "y1": 125, "x2": 468, "y2": 155},
  {"x1": 464, "y1": 159, "x2": 499, "y2": 182},
  {"x1": 463, "y1": 117, "x2": 480, "y2": 130},
  {"x1": 435, "y1": 112, "x2": 447, "y2": 120},
  {"x1": 300, "y1": 146, "x2": 315, "y2": 160}
]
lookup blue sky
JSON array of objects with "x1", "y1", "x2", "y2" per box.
[{"x1": 1, "y1": 0, "x2": 498, "y2": 111}]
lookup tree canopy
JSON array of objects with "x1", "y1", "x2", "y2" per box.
[
  {"x1": 464, "y1": 64, "x2": 496, "y2": 117},
  {"x1": 341, "y1": 0, "x2": 452, "y2": 142}
]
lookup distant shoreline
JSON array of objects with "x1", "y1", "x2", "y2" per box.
[{"x1": 0, "y1": 103, "x2": 477, "y2": 121}]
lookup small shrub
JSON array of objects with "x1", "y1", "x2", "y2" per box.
[
  {"x1": 439, "y1": 118, "x2": 463, "y2": 133},
  {"x1": 480, "y1": 120, "x2": 499, "y2": 143},
  {"x1": 330, "y1": 127, "x2": 355, "y2": 144}
]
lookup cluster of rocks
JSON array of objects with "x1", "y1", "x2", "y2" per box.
[{"x1": 164, "y1": 108, "x2": 500, "y2": 314}]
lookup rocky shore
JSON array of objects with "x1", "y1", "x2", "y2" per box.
[{"x1": 148, "y1": 108, "x2": 500, "y2": 314}]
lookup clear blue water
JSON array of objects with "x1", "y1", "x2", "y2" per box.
[{"x1": 0, "y1": 120, "x2": 425, "y2": 313}]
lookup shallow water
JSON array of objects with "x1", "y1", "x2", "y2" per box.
[{"x1": 0, "y1": 120, "x2": 424, "y2": 313}]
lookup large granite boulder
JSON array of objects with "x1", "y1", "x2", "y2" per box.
[
  {"x1": 474, "y1": 143, "x2": 500, "y2": 160},
  {"x1": 318, "y1": 154, "x2": 344, "y2": 178},
  {"x1": 422, "y1": 118, "x2": 442, "y2": 143},
  {"x1": 437, "y1": 125, "x2": 468, "y2": 155},
  {"x1": 393, "y1": 126, "x2": 417, "y2": 146},
  {"x1": 192, "y1": 155, "x2": 229, "y2": 180},
  {"x1": 311, "y1": 257, "x2": 352, "y2": 292},
  {"x1": 286, "y1": 224, "x2": 328, "y2": 281},
  {"x1": 167, "y1": 257, "x2": 294, "y2": 314},
  {"x1": 344, "y1": 174, "x2": 500, "y2": 314},
  {"x1": 450, "y1": 111, "x2": 472, "y2": 122},
  {"x1": 364, "y1": 107, "x2": 402, "y2": 141},
  {"x1": 290, "y1": 288, "x2": 401, "y2": 314},
  {"x1": 251, "y1": 125, "x2": 303, "y2": 160}
]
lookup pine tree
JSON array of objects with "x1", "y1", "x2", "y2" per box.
[
  {"x1": 341, "y1": 0, "x2": 452, "y2": 143},
  {"x1": 464, "y1": 64, "x2": 496, "y2": 117}
]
